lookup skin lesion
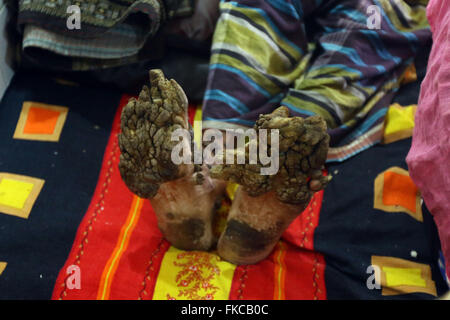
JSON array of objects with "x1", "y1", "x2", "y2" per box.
[
  {"x1": 117, "y1": 69, "x2": 331, "y2": 263},
  {"x1": 210, "y1": 106, "x2": 331, "y2": 205},
  {"x1": 211, "y1": 107, "x2": 331, "y2": 264},
  {"x1": 118, "y1": 69, "x2": 225, "y2": 251},
  {"x1": 118, "y1": 69, "x2": 192, "y2": 199}
]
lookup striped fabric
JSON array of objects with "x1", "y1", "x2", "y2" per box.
[
  {"x1": 23, "y1": 24, "x2": 148, "y2": 60},
  {"x1": 17, "y1": 0, "x2": 193, "y2": 36},
  {"x1": 202, "y1": 0, "x2": 431, "y2": 162}
]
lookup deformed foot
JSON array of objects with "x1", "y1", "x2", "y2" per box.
[
  {"x1": 211, "y1": 106, "x2": 331, "y2": 264},
  {"x1": 150, "y1": 174, "x2": 226, "y2": 251},
  {"x1": 217, "y1": 188, "x2": 301, "y2": 265},
  {"x1": 211, "y1": 106, "x2": 331, "y2": 204},
  {"x1": 118, "y1": 69, "x2": 192, "y2": 198},
  {"x1": 118, "y1": 69, "x2": 224, "y2": 251}
]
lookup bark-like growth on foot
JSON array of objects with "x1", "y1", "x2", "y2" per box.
[
  {"x1": 117, "y1": 69, "x2": 226, "y2": 251},
  {"x1": 118, "y1": 69, "x2": 191, "y2": 199},
  {"x1": 210, "y1": 106, "x2": 331, "y2": 205}
]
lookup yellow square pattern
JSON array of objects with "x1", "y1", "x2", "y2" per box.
[
  {"x1": 384, "y1": 104, "x2": 416, "y2": 136},
  {"x1": 372, "y1": 255, "x2": 437, "y2": 296},
  {"x1": 383, "y1": 104, "x2": 417, "y2": 144},
  {"x1": 0, "y1": 178, "x2": 34, "y2": 209},
  {"x1": 383, "y1": 267, "x2": 426, "y2": 288},
  {"x1": 0, "y1": 173, "x2": 45, "y2": 219}
]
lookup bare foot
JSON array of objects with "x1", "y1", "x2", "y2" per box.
[
  {"x1": 211, "y1": 106, "x2": 331, "y2": 264},
  {"x1": 118, "y1": 69, "x2": 225, "y2": 251},
  {"x1": 150, "y1": 174, "x2": 226, "y2": 251}
]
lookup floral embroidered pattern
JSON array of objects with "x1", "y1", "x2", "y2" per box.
[{"x1": 167, "y1": 251, "x2": 222, "y2": 300}]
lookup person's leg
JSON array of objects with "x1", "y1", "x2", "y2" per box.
[
  {"x1": 201, "y1": 0, "x2": 321, "y2": 130},
  {"x1": 200, "y1": 0, "x2": 430, "y2": 264},
  {"x1": 202, "y1": 0, "x2": 430, "y2": 147},
  {"x1": 200, "y1": 0, "x2": 330, "y2": 264},
  {"x1": 211, "y1": 107, "x2": 331, "y2": 264},
  {"x1": 281, "y1": 0, "x2": 431, "y2": 145},
  {"x1": 118, "y1": 70, "x2": 226, "y2": 251},
  {"x1": 117, "y1": 69, "x2": 330, "y2": 261}
]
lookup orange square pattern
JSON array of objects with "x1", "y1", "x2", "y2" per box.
[
  {"x1": 23, "y1": 107, "x2": 60, "y2": 135},
  {"x1": 382, "y1": 171, "x2": 418, "y2": 214},
  {"x1": 13, "y1": 102, "x2": 68, "y2": 142}
]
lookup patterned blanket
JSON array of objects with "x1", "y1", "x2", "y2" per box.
[{"x1": 0, "y1": 70, "x2": 448, "y2": 299}]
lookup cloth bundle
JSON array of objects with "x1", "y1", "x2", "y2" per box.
[{"x1": 13, "y1": 0, "x2": 196, "y2": 71}]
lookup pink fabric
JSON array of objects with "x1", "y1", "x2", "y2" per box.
[{"x1": 406, "y1": 0, "x2": 450, "y2": 281}]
